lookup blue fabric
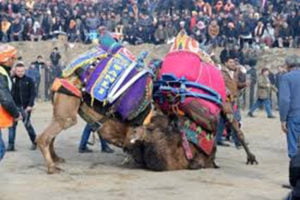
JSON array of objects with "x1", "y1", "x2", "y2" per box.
[
  {"x1": 249, "y1": 98, "x2": 273, "y2": 117},
  {"x1": 8, "y1": 116, "x2": 36, "y2": 146},
  {"x1": 286, "y1": 115, "x2": 300, "y2": 158},
  {"x1": 79, "y1": 124, "x2": 109, "y2": 150},
  {"x1": 216, "y1": 115, "x2": 226, "y2": 143},
  {"x1": 216, "y1": 112, "x2": 240, "y2": 147},
  {"x1": 279, "y1": 70, "x2": 300, "y2": 122},
  {"x1": 0, "y1": 130, "x2": 5, "y2": 161}
]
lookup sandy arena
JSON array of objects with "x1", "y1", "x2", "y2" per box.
[{"x1": 0, "y1": 101, "x2": 290, "y2": 200}]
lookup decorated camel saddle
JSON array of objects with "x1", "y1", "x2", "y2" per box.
[
  {"x1": 153, "y1": 32, "x2": 226, "y2": 157},
  {"x1": 52, "y1": 34, "x2": 153, "y2": 125}
]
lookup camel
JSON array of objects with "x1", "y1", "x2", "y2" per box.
[
  {"x1": 125, "y1": 110, "x2": 257, "y2": 171},
  {"x1": 124, "y1": 114, "x2": 218, "y2": 171},
  {"x1": 36, "y1": 92, "x2": 142, "y2": 174},
  {"x1": 36, "y1": 33, "x2": 257, "y2": 174}
]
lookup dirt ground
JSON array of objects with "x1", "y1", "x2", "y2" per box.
[{"x1": 0, "y1": 101, "x2": 291, "y2": 200}]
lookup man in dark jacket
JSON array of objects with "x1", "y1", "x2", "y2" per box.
[
  {"x1": 0, "y1": 44, "x2": 21, "y2": 160},
  {"x1": 7, "y1": 62, "x2": 37, "y2": 151},
  {"x1": 50, "y1": 47, "x2": 62, "y2": 78}
]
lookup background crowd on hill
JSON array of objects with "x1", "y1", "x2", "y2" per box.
[{"x1": 0, "y1": 0, "x2": 299, "y2": 48}]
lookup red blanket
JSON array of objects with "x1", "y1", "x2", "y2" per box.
[{"x1": 159, "y1": 51, "x2": 226, "y2": 116}]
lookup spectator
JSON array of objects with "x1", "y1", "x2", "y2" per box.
[
  {"x1": 7, "y1": 63, "x2": 37, "y2": 151},
  {"x1": 207, "y1": 20, "x2": 220, "y2": 46},
  {"x1": 253, "y1": 21, "x2": 265, "y2": 44},
  {"x1": 224, "y1": 22, "x2": 238, "y2": 44},
  {"x1": 278, "y1": 23, "x2": 294, "y2": 48},
  {"x1": 191, "y1": 21, "x2": 206, "y2": 44},
  {"x1": 67, "y1": 19, "x2": 79, "y2": 42},
  {"x1": 248, "y1": 68, "x2": 277, "y2": 118},
  {"x1": 30, "y1": 56, "x2": 48, "y2": 101},
  {"x1": 0, "y1": 0, "x2": 297, "y2": 48},
  {"x1": 165, "y1": 21, "x2": 177, "y2": 41},
  {"x1": 29, "y1": 21, "x2": 44, "y2": 41},
  {"x1": 10, "y1": 17, "x2": 23, "y2": 41},
  {"x1": 261, "y1": 22, "x2": 275, "y2": 47},
  {"x1": 154, "y1": 24, "x2": 168, "y2": 44},
  {"x1": 79, "y1": 124, "x2": 114, "y2": 153},
  {"x1": 279, "y1": 55, "x2": 300, "y2": 158},
  {"x1": 0, "y1": 17, "x2": 11, "y2": 42},
  {"x1": 50, "y1": 47, "x2": 62, "y2": 78}
]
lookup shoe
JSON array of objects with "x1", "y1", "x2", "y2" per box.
[
  {"x1": 282, "y1": 184, "x2": 292, "y2": 189},
  {"x1": 101, "y1": 146, "x2": 114, "y2": 153},
  {"x1": 268, "y1": 115, "x2": 276, "y2": 119},
  {"x1": 247, "y1": 112, "x2": 255, "y2": 117},
  {"x1": 6, "y1": 145, "x2": 15, "y2": 152},
  {"x1": 217, "y1": 141, "x2": 230, "y2": 147},
  {"x1": 30, "y1": 143, "x2": 37, "y2": 151},
  {"x1": 78, "y1": 148, "x2": 93, "y2": 153}
]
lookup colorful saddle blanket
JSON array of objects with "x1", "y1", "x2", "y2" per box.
[
  {"x1": 154, "y1": 33, "x2": 227, "y2": 156},
  {"x1": 63, "y1": 46, "x2": 107, "y2": 78},
  {"x1": 63, "y1": 39, "x2": 152, "y2": 122}
]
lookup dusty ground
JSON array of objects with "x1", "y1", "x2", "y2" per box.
[{"x1": 0, "y1": 102, "x2": 290, "y2": 200}]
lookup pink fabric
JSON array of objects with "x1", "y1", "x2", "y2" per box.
[{"x1": 159, "y1": 51, "x2": 226, "y2": 115}]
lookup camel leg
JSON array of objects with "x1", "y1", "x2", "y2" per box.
[
  {"x1": 36, "y1": 93, "x2": 81, "y2": 174},
  {"x1": 36, "y1": 121, "x2": 64, "y2": 174},
  {"x1": 228, "y1": 117, "x2": 258, "y2": 165},
  {"x1": 50, "y1": 137, "x2": 65, "y2": 163}
]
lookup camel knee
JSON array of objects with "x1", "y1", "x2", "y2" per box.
[
  {"x1": 36, "y1": 134, "x2": 51, "y2": 147},
  {"x1": 58, "y1": 117, "x2": 77, "y2": 129}
]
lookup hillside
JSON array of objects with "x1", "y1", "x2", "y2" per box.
[{"x1": 9, "y1": 41, "x2": 300, "y2": 71}]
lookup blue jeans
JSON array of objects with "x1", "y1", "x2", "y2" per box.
[
  {"x1": 0, "y1": 130, "x2": 5, "y2": 161},
  {"x1": 216, "y1": 109, "x2": 241, "y2": 147},
  {"x1": 249, "y1": 98, "x2": 273, "y2": 117},
  {"x1": 79, "y1": 124, "x2": 110, "y2": 150},
  {"x1": 286, "y1": 115, "x2": 300, "y2": 158},
  {"x1": 8, "y1": 111, "x2": 36, "y2": 146}
]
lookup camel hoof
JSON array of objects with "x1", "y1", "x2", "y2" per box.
[
  {"x1": 48, "y1": 166, "x2": 63, "y2": 174},
  {"x1": 246, "y1": 153, "x2": 258, "y2": 165},
  {"x1": 54, "y1": 157, "x2": 65, "y2": 163}
]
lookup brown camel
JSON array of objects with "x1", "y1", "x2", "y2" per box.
[
  {"x1": 36, "y1": 92, "x2": 134, "y2": 174},
  {"x1": 124, "y1": 109, "x2": 257, "y2": 171},
  {"x1": 124, "y1": 114, "x2": 217, "y2": 171}
]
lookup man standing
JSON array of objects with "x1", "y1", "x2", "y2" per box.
[
  {"x1": 248, "y1": 68, "x2": 277, "y2": 118},
  {"x1": 7, "y1": 62, "x2": 37, "y2": 151},
  {"x1": 50, "y1": 47, "x2": 62, "y2": 78},
  {"x1": 0, "y1": 44, "x2": 21, "y2": 160},
  {"x1": 279, "y1": 55, "x2": 300, "y2": 158},
  {"x1": 79, "y1": 124, "x2": 114, "y2": 153},
  {"x1": 216, "y1": 56, "x2": 248, "y2": 147},
  {"x1": 31, "y1": 55, "x2": 48, "y2": 101}
]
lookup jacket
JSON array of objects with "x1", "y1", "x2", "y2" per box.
[
  {"x1": 11, "y1": 75, "x2": 35, "y2": 109},
  {"x1": 279, "y1": 69, "x2": 300, "y2": 122},
  {"x1": 0, "y1": 66, "x2": 19, "y2": 118},
  {"x1": 222, "y1": 67, "x2": 247, "y2": 102},
  {"x1": 257, "y1": 74, "x2": 277, "y2": 99}
]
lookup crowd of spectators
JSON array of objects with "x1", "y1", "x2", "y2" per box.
[{"x1": 0, "y1": 0, "x2": 299, "y2": 48}]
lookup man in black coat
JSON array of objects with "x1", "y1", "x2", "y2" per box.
[{"x1": 7, "y1": 62, "x2": 37, "y2": 151}]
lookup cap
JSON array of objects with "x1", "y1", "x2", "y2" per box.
[{"x1": 0, "y1": 44, "x2": 17, "y2": 64}]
